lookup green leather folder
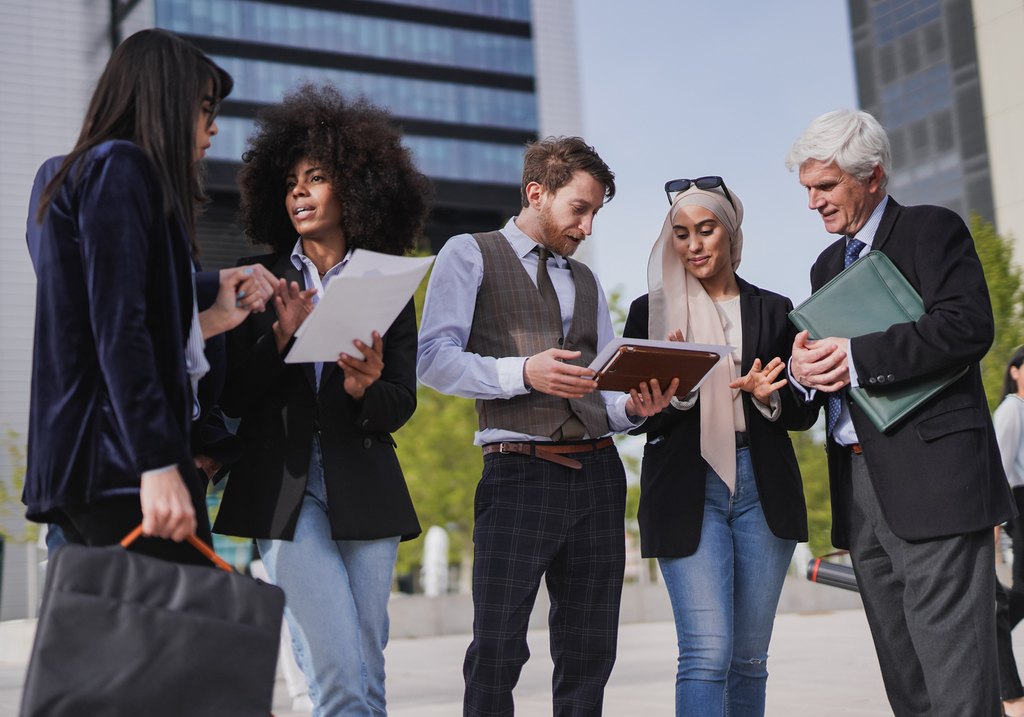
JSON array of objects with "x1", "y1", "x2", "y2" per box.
[{"x1": 788, "y1": 250, "x2": 967, "y2": 433}]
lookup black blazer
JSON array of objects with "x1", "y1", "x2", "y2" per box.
[
  {"x1": 624, "y1": 277, "x2": 817, "y2": 558},
  {"x1": 805, "y1": 197, "x2": 1015, "y2": 547},
  {"x1": 24, "y1": 141, "x2": 196, "y2": 521},
  {"x1": 213, "y1": 252, "x2": 421, "y2": 542}
]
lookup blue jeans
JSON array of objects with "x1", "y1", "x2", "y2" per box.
[
  {"x1": 258, "y1": 437, "x2": 400, "y2": 717},
  {"x1": 658, "y1": 448, "x2": 795, "y2": 717}
]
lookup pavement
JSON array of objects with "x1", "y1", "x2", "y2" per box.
[
  {"x1": 0, "y1": 607, "x2": 924, "y2": 717},
  {"x1": 6, "y1": 566, "x2": 1023, "y2": 716}
]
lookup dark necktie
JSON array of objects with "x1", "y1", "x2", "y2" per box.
[
  {"x1": 534, "y1": 246, "x2": 584, "y2": 440},
  {"x1": 826, "y1": 237, "x2": 868, "y2": 434},
  {"x1": 535, "y1": 246, "x2": 563, "y2": 333}
]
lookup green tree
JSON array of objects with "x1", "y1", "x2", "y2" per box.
[
  {"x1": 973, "y1": 214, "x2": 1024, "y2": 411},
  {"x1": 791, "y1": 428, "x2": 831, "y2": 557},
  {"x1": 394, "y1": 385, "x2": 480, "y2": 576},
  {"x1": 0, "y1": 428, "x2": 37, "y2": 543}
]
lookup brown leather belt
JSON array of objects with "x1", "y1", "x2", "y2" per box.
[{"x1": 482, "y1": 437, "x2": 614, "y2": 470}]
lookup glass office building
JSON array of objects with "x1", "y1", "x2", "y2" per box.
[
  {"x1": 848, "y1": 0, "x2": 994, "y2": 223},
  {"x1": 147, "y1": 0, "x2": 541, "y2": 263}
]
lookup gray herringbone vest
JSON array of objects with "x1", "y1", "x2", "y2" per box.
[{"x1": 467, "y1": 231, "x2": 610, "y2": 438}]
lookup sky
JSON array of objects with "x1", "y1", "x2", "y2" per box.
[{"x1": 573, "y1": 1, "x2": 859, "y2": 312}]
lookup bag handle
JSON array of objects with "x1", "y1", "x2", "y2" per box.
[{"x1": 120, "y1": 524, "x2": 235, "y2": 573}]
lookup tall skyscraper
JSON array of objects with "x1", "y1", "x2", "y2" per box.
[
  {"x1": 972, "y1": 0, "x2": 1024, "y2": 250},
  {"x1": 848, "y1": 0, "x2": 995, "y2": 225}
]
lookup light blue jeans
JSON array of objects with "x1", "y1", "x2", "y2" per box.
[
  {"x1": 258, "y1": 437, "x2": 400, "y2": 717},
  {"x1": 658, "y1": 448, "x2": 795, "y2": 717}
]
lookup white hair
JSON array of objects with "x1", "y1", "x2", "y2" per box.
[{"x1": 785, "y1": 109, "x2": 891, "y2": 190}]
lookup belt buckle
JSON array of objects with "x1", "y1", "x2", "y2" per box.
[{"x1": 499, "y1": 442, "x2": 513, "y2": 455}]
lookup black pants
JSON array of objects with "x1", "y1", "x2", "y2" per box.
[
  {"x1": 463, "y1": 445, "x2": 626, "y2": 717},
  {"x1": 54, "y1": 472, "x2": 213, "y2": 567}
]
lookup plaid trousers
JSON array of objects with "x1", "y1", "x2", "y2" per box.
[{"x1": 463, "y1": 444, "x2": 626, "y2": 717}]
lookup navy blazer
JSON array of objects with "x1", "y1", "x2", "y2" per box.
[
  {"x1": 624, "y1": 277, "x2": 818, "y2": 558},
  {"x1": 24, "y1": 141, "x2": 195, "y2": 521},
  {"x1": 805, "y1": 197, "x2": 1015, "y2": 546},
  {"x1": 213, "y1": 252, "x2": 421, "y2": 542}
]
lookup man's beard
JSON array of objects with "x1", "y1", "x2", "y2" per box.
[{"x1": 537, "y1": 206, "x2": 583, "y2": 257}]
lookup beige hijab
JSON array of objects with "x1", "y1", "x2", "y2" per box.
[{"x1": 647, "y1": 186, "x2": 745, "y2": 493}]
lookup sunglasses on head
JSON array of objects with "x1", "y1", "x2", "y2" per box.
[{"x1": 664, "y1": 176, "x2": 735, "y2": 209}]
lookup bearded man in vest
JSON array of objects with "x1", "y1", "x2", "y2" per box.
[{"x1": 418, "y1": 136, "x2": 675, "y2": 716}]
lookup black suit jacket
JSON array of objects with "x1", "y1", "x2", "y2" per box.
[
  {"x1": 805, "y1": 197, "x2": 1015, "y2": 547},
  {"x1": 624, "y1": 277, "x2": 817, "y2": 558},
  {"x1": 213, "y1": 252, "x2": 421, "y2": 542}
]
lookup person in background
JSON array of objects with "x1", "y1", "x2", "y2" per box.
[
  {"x1": 23, "y1": 29, "x2": 261, "y2": 564},
  {"x1": 993, "y1": 346, "x2": 1024, "y2": 717},
  {"x1": 623, "y1": 178, "x2": 816, "y2": 716},
  {"x1": 786, "y1": 109, "x2": 1014, "y2": 716},
  {"x1": 213, "y1": 83, "x2": 429, "y2": 717},
  {"x1": 418, "y1": 136, "x2": 675, "y2": 716}
]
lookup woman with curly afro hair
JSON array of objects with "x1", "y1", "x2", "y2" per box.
[{"x1": 213, "y1": 83, "x2": 429, "y2": 716}]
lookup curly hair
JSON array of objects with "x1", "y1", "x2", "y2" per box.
[{"x1": 237, "y1": 83, "x2": 430, "y2": 255}]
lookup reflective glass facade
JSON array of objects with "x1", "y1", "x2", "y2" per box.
[
  {"x1": 159, "y1": 0, "x2": 533, "y2": 75},
  {"x1": 869, "y1": 0, "x2": 941, "y2": 43},
  {"x1": 212, "y1": 117, "x2": 526, "y2": 185},
  {"x1": 371, "y1": 0, "x2": 530, "y2": 21},
  {"x1": 213, "y1": 55, "x2": 537, "y2": 130},
  {"x1": 154, "y1": 0, "x2": 538, "y2": 257},
  {"x1": 848, "y1": 0, "x2": 993, "y2": 223}
]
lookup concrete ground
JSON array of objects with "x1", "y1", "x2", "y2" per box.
[
  {"x1": 4, "y1": 571, "x2": 1019, "y2": 716},
  {"x1": 0, "y1": 608, "x2": 942, "y2": 717}
]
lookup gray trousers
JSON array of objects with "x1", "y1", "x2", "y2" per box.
[{"x1": 846, "y1": 451, "x2": 1000, "y2": 717}]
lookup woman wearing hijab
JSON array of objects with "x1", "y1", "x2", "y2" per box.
[{"x1": 623, "y1": 178, "x2": 816, "y2": 717}]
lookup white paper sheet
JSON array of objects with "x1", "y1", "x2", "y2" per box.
[{"x1": 285, "y1": 249, "x2": 434, "y2": 364}]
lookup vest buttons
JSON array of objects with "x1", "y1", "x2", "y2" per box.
[
  {"x1": 557, "y1": 337, "x2": 564, "y2": 346},
  {"x1": 362, "y1": 438, "x2": 372, "y2": 449}
]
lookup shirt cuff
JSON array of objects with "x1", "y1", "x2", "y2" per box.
[
  {"x1": 669, "y1": 391, "x2": 698, "y2": 411},
  {"x1": 607, "y1": 392, "x2": 641, "y2": 432},
  {"x1": 497, "y1": 356, "x2": 530, "y2": 397},
  {"x1": 141, "y1": 464, "x2": 178, "y2": 480},
  {"x1": 752, "y1": 391, "x2": 781, "y2": 421},
  {"x1": 847, "y1": 341, "x2": 859, "y2": 388},
  {"x1": 787, "y1": 357, "x2": 817, "y2": 402}
]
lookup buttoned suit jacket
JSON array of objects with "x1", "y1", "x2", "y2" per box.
[
  {"x1": 805, "y1": 197, "x2": 1015, "y2": 547},
  {"x1": 624, "y1": 277, "x2": 818, "y2": 558},
  {"x1": 213, "y1": 252, "x2": 421, "y2": 542}
]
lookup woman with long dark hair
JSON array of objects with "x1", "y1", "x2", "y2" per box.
[
  {"x1": 213, "y1": 83, "x2": 429, "y2": 716},
  {"x1": 23, "y1": 29, "x2": 255, "y2": 563}
]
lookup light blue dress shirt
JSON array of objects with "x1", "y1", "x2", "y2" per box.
[
  {"x1": 794, "y1": 196, "x2": 889, "y2": 445},
  {"x1": 289, "y1": 237, "x2": 353, "y2": 389},
  {"x1": 416, "y1": 217, "x2": 635, "y2": 446}
]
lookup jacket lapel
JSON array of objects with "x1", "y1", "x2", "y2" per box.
[
  {"x1": 869, "y1": 196, "x2": 901, "y2": 254},
  {"x1": 737, "y1": 278, "x2": 760, "y2": 375}
]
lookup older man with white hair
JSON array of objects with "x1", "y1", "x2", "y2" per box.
[{"x1": 786, "y1": 109, "x2": 1014, "y2": 717}]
